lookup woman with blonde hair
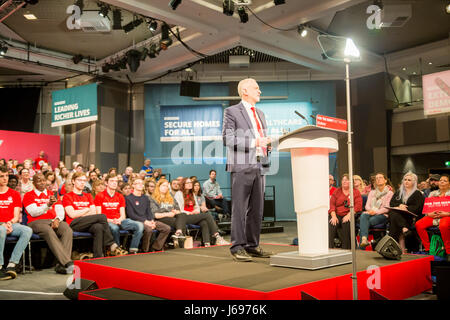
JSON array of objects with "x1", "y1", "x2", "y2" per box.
[
  {"x1": 150, "y1": 179, "x2": 186, "y2": 239},
  {"x1": 353, "y1": 175, "x2": 367, "y2": 195}
]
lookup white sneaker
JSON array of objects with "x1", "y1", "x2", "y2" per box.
[{"x1": 215, "y1": 235, "x2": 230, "y2": 245}]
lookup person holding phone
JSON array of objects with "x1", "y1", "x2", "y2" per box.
[{"x1": 23, "y1": 173, "x2": 74, "y2": 274}]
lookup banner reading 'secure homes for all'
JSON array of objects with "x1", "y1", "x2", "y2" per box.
[{"x1": 51, "y1": 83, "x2": 98, "y2": 127}]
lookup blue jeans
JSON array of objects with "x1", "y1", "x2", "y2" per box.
[
  {"x1": 359, "y1": 213, "x2": 387, "y2": 239},
  {"x1": 108, "y1": 219, "x2": 144, "y2": 251},
  {"x1": 0, "y1": 223, "x2": 33, "y2": 266}
]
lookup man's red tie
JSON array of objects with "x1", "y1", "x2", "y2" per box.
[{"x1": 251, "y1": 107, "x2": 267, "y2": 155}]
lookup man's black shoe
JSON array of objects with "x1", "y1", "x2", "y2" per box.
[
  {"x1": 5, "y1": 267, "x2": 17, "y2": 279},
  {"x1": 245, "y1": 247, "x2": 274, "y2": 258},
  {"x1": 55, "y1": 263, "x2": 68, "y2": 275},
  {"x1": 0, "y1": 269, "x2": 12, "y2": 281},
  {"x1": 231, "y1": 249, "x2": 253, "y2": 262}
]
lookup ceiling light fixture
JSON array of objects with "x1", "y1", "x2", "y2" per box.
[
  {"x1": 298, "y1": 25, "x2": 308, "y2": 37},
  {"x1": 24, "y1": 13, "x2": 38, "y2": 20},
  {"x1": 123, "y1": 17, "x2": 143, "y2": 33},
  {"x1": 446, "y1": 3, "x2": 450, "y2": 14},
  {"x1": 169, "y1": 0, "x2": 182, "y2": 10},
  {"x1": 148, "y1": 43, "x2": 161, "y2": 58},
  {"x1": 72, "y1": 54, "x2": 84, "y2": 64},
  {"x1": 223, "y1": 0, "x2": 234, "y2": 16},
  {"x1": 160, "y1": 23, "x2": 173, "y2": 49},
  {"x1": 148, "y1": 20, "x2": 158, "y2": 31},
  {"x1": 98, "y1": 4, "x2": 110, "y2": 18},
  {"x1": 0, "y1": 42, "x2": 8, "y2": 55},
  {"x1": 237, "y1": 7, "x2": 248, "y2": 23},
  {"x1": 402, "y1": 67, "x2": 406, "y2": 71},
  {"x1": 428, "y1": 62, "x2": 432, "y2": 65},
  {"x1": 112, "y1": 9, "x2": 122, "y2": 30},
  {"x1": 127, "y1": 49, "x2": 141, "y2": 72}
]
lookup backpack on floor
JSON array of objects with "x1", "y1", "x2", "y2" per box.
[{"x1": 429, "y1": 234, "x2": 445, "y2": 258}]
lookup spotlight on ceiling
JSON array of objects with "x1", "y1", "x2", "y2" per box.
[
  {"x1": 298, "y1": 25, "x2": 308, "y2": 37},
  {"x1": 274, "y1": 0, "x2": 285, "y2": 5},
  {"x1": 123, "y1": 17, "x2": 143, "y2": 33},
  {"x1": 446, "y1": 3, "x2": 450, "y2": 14},
  {"x1": 72, "y1": 54, "x2": 84, "y2": 64},
  {"x1": 112, "y1": 9, "x2": 122, "y2": 30},
  {"x1": 0, "y1": 42, "x2": 8, "y2": 55},
  {"x1": 237, "y1": 7, "x2": 248, "y2": 23},
  {"x1": 127, "y1": 49, "x2": 141, "y2": 72},
  {"x1": 223, "y1": 0, "x2": 234, "y2": 16},
  {"x1": 148, "y1": 43, "x2": 161, "y2": 58},
  {"x1": 169, "y1": 0, "x2": 182, "y2": 10},
  {"x1": 98, "y1": 3, "x2": 109, "y2": 18},
  {"x1": 159, "y1": 23, "x2": 173, "y2": 49},
  {"x1": 148, "y1": 19, "x2": 158, "y2": 31}
]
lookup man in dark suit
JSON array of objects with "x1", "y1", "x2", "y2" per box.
[{"x1": 222, "y1": 78, "x2": 273, "y2": 262}]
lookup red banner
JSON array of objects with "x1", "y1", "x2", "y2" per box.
[
  {"x1": 422, "y1": 196, "x2": 450, "y2": 214},
  {"x1": 316, "y1": 114, "x2": 347, "y2": 131},
  {"x1": 0, "y1": 130, "x2": 60, "y2": 169}
]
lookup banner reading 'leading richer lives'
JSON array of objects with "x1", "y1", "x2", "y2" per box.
[{"x1": 51, "y1": 83, "x2": 98, "y2": 127}]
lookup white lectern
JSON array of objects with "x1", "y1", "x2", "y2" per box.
[{"x1": 270, "y1": 125, "x2": 352, "y2": 270}]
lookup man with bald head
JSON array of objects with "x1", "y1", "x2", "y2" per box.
[{"x1": 222, "y1": 78, "x2": 273, "y2": 262}]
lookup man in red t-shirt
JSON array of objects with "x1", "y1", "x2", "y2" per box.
[
  {"x1": 34, "y1": 150, "x2": 48, "y2": 171},
  {"x1": 23, "y1": 173, "x2": 73, "y2": 274},
  {"x1": 62, "y1": 172, "x2": 127, "y2": 258},
  {"x1": 95, "y1": 174, "x2": 143, "y2": 254},
  {"x1": 0, "y1": 166, "x2": 32, "y2": 280}
]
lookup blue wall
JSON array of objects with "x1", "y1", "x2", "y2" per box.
[{"x1": 144, "y1": 81, "x2": 336, "y2": 220}]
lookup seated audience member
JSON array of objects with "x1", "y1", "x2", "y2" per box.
[
  {"x1": 63, "y1": 172, "x2": 127, "y2": 258},
  {"x1": 108, "y1": 168, "x2": 118, "y2": 176},
  {"x1": 125, "y1": 179, "x2": 170, "y2": 252},
  {"x1": 0, "y1": 166, "x2": 32, "y2": 280},
  {"x1": 388, "y1": 172, "x2": 424, "y2": 253},
  {"x1": 169, "y1": 179, "x2": 181, "y2": 195},
  {"x1": 329, "y1": 174, "x2": 363, "y2": 250},
  {"x1": 23, "y1": 174, "x2": 74, "y2": 274},
  {"x1": 122, "y1": 167, "x2": 133, "y2": 183},
  {"x1": 7, "y1": 175, "x2": 19, "y2": 192},
  {"x1": 85, "y1": 170, "x2": 98, "y2": 192},
  {"x1": 18, "y1": 168, "x2": 34, "y2": 199},
  {"x1": 91, "y1": 180, "x2": 105, "y2": 198},
  {"x1": 23, "y1": 159, "x2": 36, "y2": 178},
  {"x1": 174, "y1": 178, "x2": 229, "y2": 246},
  {"x1": 145, "y1": 179, "x2": 156, "y2": 197},
  {"x1": 416, "y1": 174, "x2": 450, "y2": 259},
  {"x1": 363, "y1": 174, "x2": 375, "y2": 195},
  {"x1": 193, "y1": 181, "x2": 210, "y2": 214},
  {"x1": 138, "y1": 170, "x2": 147, "y2": 181},
  {"x1": 75, "y1": 164, "x2": 84, "y2": 174},
  {"x1": 423, "y1": 174, "x2": 440, "y2": 197},
  {"x1": 153, "y1": 169, "x2": 162, "y2": 182},
  {"x1": 45, "y1": 171, "x2": 59, "y2": 194},
  {"x1": 95, "y1": 174, "x2": 143, "y2": 254},
  {"x1": 150, "y1": 179, "x2": 186, "y2": 239},
  {"x1": 202, "y1": 170, "x2": 230, "y2": 216},
  {"x1": 359, "y1": 172, "x2": 394, "y2": 249},
  {"x1": 353, "y1": 175, "x2": 368, "y2": 196},
  {"x1": 120, "y1": 183, "x2": 132, "y2": 197},
  {"x1": 141, "y1": 159, "x2": 153, "y2": 178},
  {"x1": 418, "y1": 180, "x2": 428, "y2": 192},
  {"x1": 57, "y1": 167, "x2": 69, "y2": 186},
  {"x1": 94, "y1": 168, "x2": 102, "y2": 178},
  {"x1": 34, "y1": 150, "x2": 48, "y2": 171},
  {"x1": 329, "y1": 174, "x2": 336, "y2": 196}
]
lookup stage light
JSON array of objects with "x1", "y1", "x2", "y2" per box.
[
  {"x1": 72, "y1": 54, "x2": 84, "y2": 64},
  {"x1": 127, "y1": 49, "x2": 141, "y2": 72},
  {"x1": 0, "y1": 43, "x2": 8, "y2": 55},
  {"x1": 274, "y1": 0, "x2": 285, "y2": 5},
  {"x1": 118, "y1": 57, "x2": 127, "y2": 70},
  {"x1": 148, "y1": 43, "x2": 160, "y2": 58},
  {"x1": 344, "y1": 38, "x2": 360, "y2": 60},
  {"x1": 169, "y1": 0, "x2": 182, "y2": 10},
  {"x1": 402, "y1": 67, "x2": 407, "y2": 71},
  {"x1": 148, "y1": 20, "x2": 158, "y2": 31},
  {"x1": 237, "y1": 7, "x2": 248, "y2": 23},
  {"x1": 298, "y1": 25, "x2": 307, "y2": 37},
  {"x1": 160, "y1": 23, "x2": 173, "y2": 49},
  {"x1": 140, "y1": 47, "x2": 148, "y2": 61},
  {"x1": 110, "y1": 62, "x2": 120, "y2": 71},
  {"x1": 123, "y1": 18, "x2": 143, "y2": 33},
  {"x1": 98, "y1": 4, "x2": 109, "y2": 18},
  {"x1": 112, "y1": 9, "x2": 122, "y2": 30},
  {"x1": 446, "y1": 3, "x2": 450, "y2": 14},
  {"x1": 223, "y1": 0, "x2": 234, "y2": 16}
]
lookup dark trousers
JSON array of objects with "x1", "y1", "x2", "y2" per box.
[
  {"x1": 329, "y1": 215, "x2": 351, "y2": 249},
  {"x1": 205, "y1": 198, "x2": 230, "y2": 215},
  {"x1": 157, "y1": 213, "x2": 187, "y2": 233},
  {"x1": 230, "y1": 169, "x2": 265, "y2": 254},
  {"x1": 185, "y1": 212, "x2": 219, "y2": 244},
  {"x1": 142, "y1": 221, "x2": 170, "y2": 252},
  {"x1": 28, "y1": 219, "x2": 73, "y2": 266},
  {"x1": 70, "y1": 214, "x2": 115, "y2": 258},
  {"x1": 388, "y1": 211, "x2": 414, "y2": 242}
]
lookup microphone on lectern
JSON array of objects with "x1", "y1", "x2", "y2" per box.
[{"x1": 295, "y1": 111, "x2": 309, "y2": 125}]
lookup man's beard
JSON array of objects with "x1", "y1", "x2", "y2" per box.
[{"x1": 430, "y1": 184, "x2": 439, "y2": 191}]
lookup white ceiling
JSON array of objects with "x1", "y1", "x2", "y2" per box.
[{"x1": 0, "y1": 0, "x2": 448, "y2": 84}]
